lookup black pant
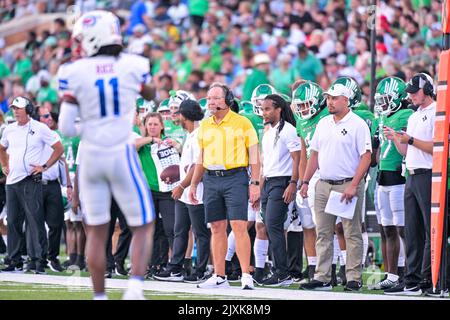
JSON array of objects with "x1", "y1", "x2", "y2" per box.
[
  {"x1": 404, "y1": 171, "x2": 432, "y2": 286},
  {"x1": 169, "y1": 201, "x2": 210, "y2": 273},
  {"x1": 150, "y1": 215, "x2": 169, "y2": 267},
  {"x1": 42, "y1": 181, "x2": 64, "y2": 261},
  {"x1": 6, "y1": 177, "x2": 47, "y2": 265},
  {"x1": 261, "y1": 177, "x2": 290, "y2": 275},
  {"x1": 152, "y1": 191, "x2": 175, "y2": 250},
  {"x1": 287, "y1": 231, "x2": 303, "y2": 275},
  {"x1": 106, "y1": 198, "x2": 132, "y2": 270}
]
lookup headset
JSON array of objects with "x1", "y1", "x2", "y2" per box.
[
  {"x1": 23, "y1": 97, "x2": 35, "y2": 116},
  {"x1": 417, "y1": 73, "x2": 435, "y2": 97},
  {"x1": 210, "y1": 83, "x2": 234, "y2": 107}
]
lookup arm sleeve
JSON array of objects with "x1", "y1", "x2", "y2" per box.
[
  {"x1": 282, "y1": 125, "x2": 302, "y2": 152},
  {"x1": 59, "y1": 101, "x2": 80, "y2": 137},
  {"x1": 356, "y1": 121, "x2": 373, "y2": 156},
  {"x1": 309, "y1": 121, "x2": 321, "y2": 152},
  {"x1": 0, "y1": 128, "x2": 8, "y2": 148},
  {"x1": 42, "y1": 126, "x2": 61, "y2": 147},
  {"x1": 244, "y1": 118, "x2": 258, "y2": 148}
]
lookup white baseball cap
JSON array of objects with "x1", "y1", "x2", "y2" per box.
[
  {"x1": 9, "y1": 96, "x2": 31, "y2": 109},
  {"x1": 253, "y1": 53, "x2": 270, "y2": 66},
  {"x1": 323, "y1": 83, "x2": 352, "y2": 99}
]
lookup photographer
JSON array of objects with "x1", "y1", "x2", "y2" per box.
[{"x1": 0, "y1": 97, "x2": 63, "y2": 274}]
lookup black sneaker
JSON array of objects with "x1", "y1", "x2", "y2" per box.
[
  {"x1": 48, "y1": 259, "x2": 64, "y2": 272},
  {"x1": 153, "y1": 269, "x2": 184, "y2": 282},
  {"x1": 115, "y1": 262, "x2": 128, "y2": 276},
  {"x1": 290, "y1": 272, "x2": 303, "y2": 283},
  {"x1": 253, "y1": 268, "x2": 265, "y2": 285},
  {"x1": 183, "y1": 272, "x2": 209, "y2": 284},
  {"x1": 2, "y1": 262, "x2": 23, "y2": 272},
  {"x1": 299, "y1": 279, "x2": 332, "y2": 291},
  {"x1": 104, "y1": 269, "x2": 113, "y2": 278},
  {"x1": 308, "y1": 265, "x2": 315, "y2": 281},
  {"x1": 62, "y1": 259, "x2": 72, "y2": 269},
  {"x1": 344, "y1": 280, "x2": 362, "y2": 291},
  {"x1": 419, "y1": 278, "x2": 432, "y2": 292},
  {"x1": 261, "y1": 272, "x2": 293, "y2": 287},
  {"x1": 424, "y1": 287, "x2": 449, "y2": 298},
  {"x1": 24, "y1": 260, "x2": 36, "y2": 272},
  {"x1": 35, "y1": 263, "x2": 46, "y2": 275},
  {"x1": 183, "y1": 258, "x2": 192, "y2": 277},
  {"x1": 337, "y1": 265, "x2": 346, "y2": 285},
  {"x1": 227, "y1": 270, "x2": 241, "y2": 283},
  {"x1": 384, "y1": 283, "x2": 422, "y2": 296},
  {"x1": 145, "y1": 266, "x2": 158, "y2": 279}
]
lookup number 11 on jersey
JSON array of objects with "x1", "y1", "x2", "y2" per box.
[{"x1": 95, "y1": 77, "x2": 120, "y2": 117}]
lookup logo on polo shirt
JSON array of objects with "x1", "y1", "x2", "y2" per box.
[
  {"x1": 422, "y1": 115, "x2": 427, "y2": 122},
  {"x1": 341, "y1": 129, "x2": 348, "y2": 136}
]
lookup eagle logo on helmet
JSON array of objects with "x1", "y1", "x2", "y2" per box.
[
  {"x1": 374, "y1": 76, "x2": 407, "y2": 115},
  {"x1": 251, "y1": 84, "x2": 276, "y2": 117},
  {"x1": 332, "y1": 77, "x2": 361, "y2": 108},
  {"x1": 291, "y1": 82, "x2": 324, "y2": 120}
]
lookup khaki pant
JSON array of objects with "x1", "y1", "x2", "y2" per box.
[{"x1": 314, "y1": 179, "x2": 365, "y2": 283}]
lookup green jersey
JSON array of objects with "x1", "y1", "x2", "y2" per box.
[
  {"x1": 296, "y1": 107, "x2": 329, "y2": 158},
  {"x1": 378, "y1": 109, "x2": 413, "y2": 171},
  {"x1": 240, "y1": 111, "x2": 264, "y2": 143},
  {"x1": 354, "y1": 109, "x2": 375, "y2": 136},
  {"x1": 164, "y1": 120, "x2": 186, "y2": 145},
  {"x1": 56, "y1": 130, "x2": 80, "y2": 173}
]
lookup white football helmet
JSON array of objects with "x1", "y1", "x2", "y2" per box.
[
  {"x1": 168, "y1": 90, "x2": 195, "y2": 108},
  {"x1": 72, "y1": 10, "x2": 122, "y2": 57}
]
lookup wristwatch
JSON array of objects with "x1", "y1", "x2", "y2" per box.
[
  {"x1": 250, "y1": 180, "x2": 260, "y2": 186},
  {"x1": 42, "y1": 164, "x2": 48, "y2": 170},
  {"x1": 289, "y1": 180, "x2": 298, "y2": 185},
  {"x1": 407, "y1": 136, "x2": 415, "y2": 145}
]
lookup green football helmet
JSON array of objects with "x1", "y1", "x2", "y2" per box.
[
  {"x1": 251, "y1": 84, "x2": 276, "y2": 116},
  {"x1": 239, "y1": 100, "x2": 255, "y2": 114},
  {"x1": 136, "y1": 97, "x2": 156, "y2": 116},
  {"x1": 332, "y1": 77, "x2": 361, "y2": 108},
  {"x1": 198, "y1": 97, "x2": 207, "y2": 111},
  {"x1": 291, "y1": 81, "x2": 324, "y2": 120},
  {"x1": 374, "y1": 76, "x2": 407, "y2": 115},
  {"x1": 280, "y1": 93, "x2": 292, "y2": 103}
]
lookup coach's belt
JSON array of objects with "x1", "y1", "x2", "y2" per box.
[
  {"x1": 407, "y1": 168, "x2": 431, "y2": 175},
  {"x1": 321, "y1": 178, "x2": 353, "y2": 185},
  {"x1": 206, "y1": 167, "x2": 247, "y2": 177},
  {"x1": 42, "y1": 179, "x2": 59, "y2": 185}
]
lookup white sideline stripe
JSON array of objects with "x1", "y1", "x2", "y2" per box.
[{"x1": 0, "y1": 273, "x2": 433, "y2": 300}]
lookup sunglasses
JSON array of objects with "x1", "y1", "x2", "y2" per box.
[{"x1": 40, "y1": 114, "x2": 51, "y2": 119}]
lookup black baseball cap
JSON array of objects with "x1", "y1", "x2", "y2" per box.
[
  {"x1": 176, "y1": 99, "x2": 204, "y2": 121},
  {"x1": 405, "y1": 73, "x2": 432, "y2": 94}
]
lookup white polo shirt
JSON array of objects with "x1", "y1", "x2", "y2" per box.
[
  {"x1": 310, "y1": 110, "x2": 372, "y2": 180},
  {"x1": 42, "y1": 130, "x2": 63, "y2": 181},
  {"x1": 179, "y1": 128, "x2": 203, "y2": 205},
  {"x1": 0, "y1": 119, "x2": 60, "y2": 185},
  {"x1": 405, "y1": 101, "x2": 436, "y2": 169},
  {"x1": 262, "y1": 121, "x2": 301, "y2": 178}
]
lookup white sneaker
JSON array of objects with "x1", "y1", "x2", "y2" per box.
[
  {"x1": 241, "y1": 273, "x2": 254, "y2": 290},
  {"x1": 122, "y1": 289, "x2": 145, "y2": 300},
  {"x1": 197, "y1": 274, "x2": 230, "y2": 289}
]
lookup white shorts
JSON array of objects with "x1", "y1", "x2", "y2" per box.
[
  {"x1": 285, "y1": 202, "x2": 303, "y2": 232},
  {"x1": 295, "y1": 197, "x2": 316, "y2": 229},
  {"x1": 247, "y1": 202, "x2": 257, "y2": 222},
  {"x1": 64, "y1": 207, "x2": 84, "y2": 222},
  {"x1": 79, "y1": 143, "x2": 155, "y2": 227},
  {"x1": 377, "y1": 184, "x2": 405, "y2": 227}
]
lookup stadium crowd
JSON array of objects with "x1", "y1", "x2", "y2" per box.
[{"x1": 0, "y1": 0, "x2": 448, "y2": 298}]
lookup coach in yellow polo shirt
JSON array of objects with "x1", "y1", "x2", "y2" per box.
[{"x1": 189, "y1": 83, "x2": 260, "y2": 290}]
